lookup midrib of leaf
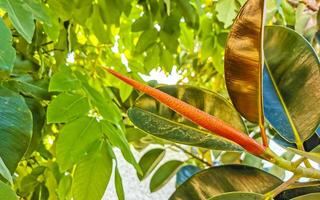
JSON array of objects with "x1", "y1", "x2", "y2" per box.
[
  {"x1": 61, "y1": 96, "x2": 86, "y2": 116},
  {"x1": 264, "y1": 61, "x2": 304, "y2": 149}
]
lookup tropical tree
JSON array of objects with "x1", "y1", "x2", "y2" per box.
[{"x1": 0, "y1": 0, "x2": 319, "y2": 199}]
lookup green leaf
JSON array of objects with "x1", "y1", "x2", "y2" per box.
[
  {"x1": 209, "y1": 192, "x2": 264, "y2": 200},
  {"x1": 150, "y1": 160, "x2": 183, "y2": 192},
  {"x1": 23, "y1": 0, "x2": 51, "y2": 25},
  {"x1": 47, "y1": 93, "x2": 90, "y2": 123},
  {"x1": 0, "y1": 157, "x2": 13, "y2": 184},
  {"x1": 263, "y1": 26, "x2": 320, "y2": 143},
  {"x1": 0, "y1": 86, "x2": 32, "y2": 173},
  {"x1": 0, "y1": 18, "x2": 16, "y2": 76},
  {"x1": 170, "y1": 165, "x2": 282, "y2": 200},
  {"x1": 0, "y1": 182, "x2": 17, "y2": 200},
  {"x1": 215, "y1": 0, "x2": 239, "y2": 28},
  {"x1": 275, "y1": 182, "x2": 320, "y2": 199},
  {"x1": 135, "y1": 28, "x2": 158, "y2": 54},
  {"x1": 128, "y1": 85, "x2": 245, "y2": 151},
  {"x1": 58, "y1": 174, "x2": 72, "y2": 200},
  {"x1": 0, "y1": 0, "x2": 35, "y2": 43},
  {"x1": 292, "y1": 193, "x2": 320, "y2": 200},
  {"x1": 138, "y1": 148, "x2": 166, "y2": 180},
  {"x1": 131, "y1": 15, "x2": 152, "y2": 32},
  {"x1": 175, "y1": 0, "x2": 199, "y2": 29},
  {"x1": 72, "y1": 143, "x2": 113, "y2": 200},
  {"x1": 56, "y1": 117, "x2": 102, "y2": 171},
  {"x1": 102, "y1": 121, "x2": 141, "y2": 174},
  {"x1": 160, "y1": 49, "x2": 174, "y2": 72},
  {"x1": 49, "y1": 68, "x2": 80, "y2": 92},
  {"x1": 115, "y1": 166, "x2": 125, "y2": 200},
  {"x1": 86, "y1": 4, "x2": 112, "y2": 44},
  {"x1": 24, "y1": 98, "x2": 45, "y2": 156}
]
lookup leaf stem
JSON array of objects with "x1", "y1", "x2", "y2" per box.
[
  {"x1": 262, "y1": 148, "x2": 320, "y2": 179},
  {"x1": 172, "y1": 144, "x2": 212, "y2": 167}
]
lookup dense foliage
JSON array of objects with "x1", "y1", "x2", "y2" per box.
[{"x1": 0, "y1": 0, "x2": 319, "y2": 199}]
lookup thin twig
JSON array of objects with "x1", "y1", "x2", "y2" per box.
[{"x1": 172, "y1": 144, "x2": 212, "y2": 167}]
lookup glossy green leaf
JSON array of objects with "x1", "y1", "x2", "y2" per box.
[
  {"x1": 0, "y1": 182, "x2": 17, "y2": 200},
  {"x1": 138, "y1": 148, "x2": 166, "y2": 180},
  {"x1": 175, "y1": 0, "x2": 199, "y2": 29},
  {"x1": 0, "y1": 18, "x2": 16, "y2": 76},
  {"x1": 47, "y1": 93, "x2": 90, "y2": 123},
  {"x1": 72, "y1": 143, "x2": 113, "y2": 200},
  {"x1": 170, "y1": 164, "x2": 282, "y2": 200},
  {"x1": 150, "y1": 160, "x2": 183, "y2": 192},
  {"x1": 0, "y1": 0, "x2": 35, "y2": 43},
  {"x1": 56, "y1": 117, "x2": 102, "y2": 171},
  {"x1": 0, "y1": 86, "x2": 32, "y2": 172},
  {"x1": 292, "y1": 193, "x2": 320, "y2": 200},
  {"x1": 208, "y1": 192, "x2": 264, "y2": 200},
  {"x1": 0, "y1": 157, "x2": 13, "y2": 184},
  {"x1": 264, "y1": 26, "x2": 320, "y2": 143},
  {"x1": 128, "y1": 85, "x2": 245, "y2": 151},
  {"x1": 225, "y1": 0, "x2": 265, "y2": 123}
]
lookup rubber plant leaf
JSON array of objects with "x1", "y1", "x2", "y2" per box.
[
  {"x1": 129, "y1": 85, "x2": 247, "y2": 151},
  {"x1": 263, "y1": 25, "x2": 320, "y2": 144},
  {"x1": 170, "y1": 164, "x2": 282, "y2": 200},
  {"x1": 224, "y1": 0, "x2": 266, "y2": 124}
]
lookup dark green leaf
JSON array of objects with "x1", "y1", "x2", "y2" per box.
[
  {"x1": 150, "y1": 160, "x2": 183, "y2": 192},
  {"x1": 0, "y1": 86, "x2": 32, "y2": 172},
  {"x1": 132, "y1": 15, "x2": 152, "y2": 32},
  {"x1": 128, "y1": 85, "x2": 245, "y2": 151},
  {"x1": 23, "y1": 0, "x2": 51, "y2": 25},
  {"x1": 175, "y1": 0, "x2": 199, "y2": 29},
  {"x1": 0, "y1": 18, "x2": 16, "y2": 76},
  {"x1": 170, "y1": 164, "x2": 282, "y2": 200},
  {"x1": 138, "y1": 148, "x2": 166, "y2": 180},
  {"x1": 292, "y1": 193, "x2": 320, "y2": 200}
]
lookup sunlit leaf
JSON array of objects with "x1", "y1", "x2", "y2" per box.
[
  {"x1": 288, "y1": 148, "x2": 320, "y2": 164},
  {"x1": 0, "y1": 182, "x2": 17, "y2": 200},
  {"x1": 224, "y1": 0, "x2": 265, "y2": 123},
  {"x1": 264, "y1": 26, "x2": 320, "y2": 143},
  {"x1": 170, "y1": 165, "x2": 282, "y2": 200},
  {"x1": 138, "y1": 148, "x2": 166, "y2": 180},
  {"x1": 0, "y1": 157, "x2": 13, "y2": 184}
]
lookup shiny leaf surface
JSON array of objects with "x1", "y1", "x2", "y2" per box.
[
  {"x1": 0, "y1": 86, "x2": 32, "y2": 172},
  {"x1": 208, "y1": 192, "x2": 264, "y2": 200},
  {"x1": 224, "y1": 0, "x2": 265, "y2": 122},
  {"x1": 170, "y1": 164, "x2": 282, "y2": 200},
  {"x1": 264, "y1": 25, "x2": 320, "y2": 143},
  {"x1": 128, "y1": 85, "x2": 245, "y2": 151},
  {"x1": 292, "y1": 193, "x2": 320, "y2": 200}
]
